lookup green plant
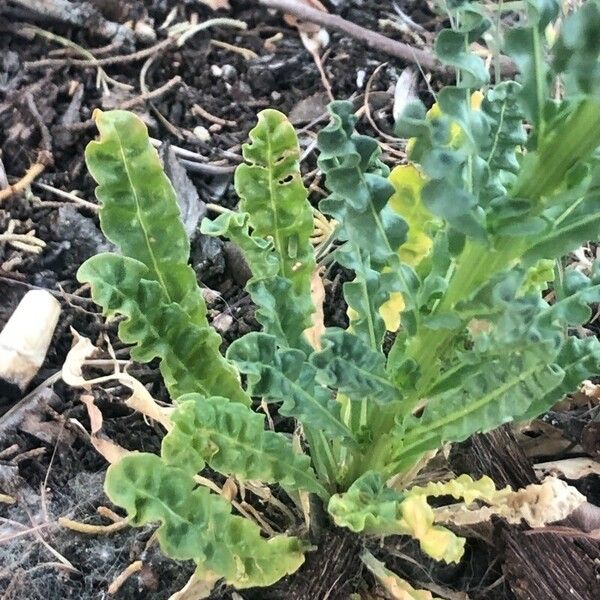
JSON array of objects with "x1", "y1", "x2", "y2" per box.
[{"x1": 77, "y1": 0, "x2": 600, "y2": 591}]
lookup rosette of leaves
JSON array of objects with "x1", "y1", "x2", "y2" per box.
[{"x1": 77, "y1": 0, "x2": 600, "y2": 592}]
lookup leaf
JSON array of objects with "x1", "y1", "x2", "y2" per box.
[
  {"x1": 202, "y1": 211, "x2": 314, "y2": 347},
  {"x1": 505, "y1": 1, "x2": 560, "y2": 130},
  {"x1": 204, "y1": 110, "x2": 316, "y2": 349},
  {"x1": 434, "y1": 2, "x2": 490, "y2": 87},
  {"x1": 161, "y1": 393, "x2": 328, "y2": 498},
  {"x1": 85, "y1": 110, "x2": 203, "y2": 323},
  {"x1": 202, "y1": 111, "x2": 316, "y2": 349},
  {"x1": 520, "y1": 336, "x2": 600, "y2": 419},
  {"x1": 360, "y1": 550, "x2": 440, "y2": 600},
  {"x1": 379, "y1": 165, "x2": 437, "y2": 331},
  {"x1": 105, "y1": 453, "x2": 305, "y2": 588},
  {"x1": 317, "y1": 101, "x2": 410, "y2": 347},
  {"x1": 434, "y1": 476, "x2": 585, "y2": 528},
  {"x1": 327, "y1": 471, "x2": 464, "y2": 564},
  {"x1": 407, "y1": 474, "x2": 510, "y2": 505},
  {"x1": 394, "y1": 351, "x2": 565, "y2": 468},
  {"x1": 227, "y1": 332, "x2": 355, "y2": 444},
  {"x1": 78, "y1": 254, "x2": 249, "y2": 404},
  {"x1": 309, "y1": 328, "x2": 401, "y2": 405},
  {"x1": 552, "y1": 0, "x2": 600, "y2": 97},
  {"x1": 236, "y1": 109, "x2": 315, "y2": 295},
  {"x1": 387, "y1": 165, "x2": 435, "y2": 267}
]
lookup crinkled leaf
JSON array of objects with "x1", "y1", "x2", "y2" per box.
[
  {"x1": 309, "y1": 328, "x2": 401, "y2": 405},
  {"x1": 161, "y1": 394, "x2": 327, "y2": 498},
  {"x1": 505, "y1": 1, "x2": 560, "y2": 129},
  {"x1": 394, "y1": 351, "x2": 565, "y2": 468},
  {"x1": 78, "y1": 254, "x2": 248, "y2": 404},
  {"x1": 317, "y1": 101, "x2": 409, "y2": 347},
  {"x1": 85, "y1": 110, "x2": 203, "y2": 323},
  {"x1": 105, "y1": 454, "x2": 305, "y2": 588},
  {"x1": 520, "y1": 336, "x2": 600, "y2": 419},
  {"x1": 328, "y1": 471, "x2": 464, "y2": 564},
  {"x1": 227, "y1": 332, "x2": 355, "y2": 444},
  {"x1": 202, "y1": 110, "x2": 315, "y2": 349}
]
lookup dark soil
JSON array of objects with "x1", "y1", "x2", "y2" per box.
[{"x1": 0, "y1": 1, "x2": 599, "y2": 599}]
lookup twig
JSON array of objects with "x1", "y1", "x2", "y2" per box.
[
  {"x1": 108, "y1": 561, "x2": 143, "y2": 595},
  {"x1": 210, "y1": 39, "x2": 259, "y2": 60},
  {"x1": 179, "y1": 158, "x2": 236, "y2": 175},
  {"x1": 56, "y1": 76, "x2": 183, "y2": 132},
  {"x1": 0, "y1": 161, "x2": 47, "y2": 203},
  {"x1": 192, "y1": 103, "x2": 237, "y2": 127},
  {"x1": 24, "y1": 92, "x2": 52, "y2": 153},
  {"x1": 119, "y1": 76, "x2": 182, "y2": 110},
  {"x1": 21, "y1": 25, "x2": 132, "y2": 92},
  {"x1": 25, "y1": 37, "x2": 174, "y2": 69},
  {"x1": 58, "y1": 516, "x2": 128, "y2": 535},
  {"x1": 140, "y1": 55, "x2": 183, "y2": 139},
  {"x1": 259, "y1": 0, "x2": 443, "y2": 72},
  {"x1": 32, "y1": 182, "x2": 99, "y2": 212}
]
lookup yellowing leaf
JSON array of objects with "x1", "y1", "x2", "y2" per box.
[
  {"x1": 360, "y1": 550, "x2": 440, "y2": 600},
  {"x1": 407, "y1": 473, "x2": 510, "y2": 505},
  {"x1": 388, "y1": 165, "x2": 433, "y2": 267},
  {"x1": 379, "y1": 291, "x2": 405, "y2": 333},
  {"x1": 398, "y1": 495, "x2": 465, "y2": 564},
  {"x1": 379, "y1": 165, "x2": 433, "y2": 332}
]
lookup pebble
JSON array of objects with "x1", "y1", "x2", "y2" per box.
[
  {"x1": 221, "y1": 64, "x2": 238, "y2": 82},
  {"x1": 193, "y1": 126, "x2": 211, "y2": 142}
]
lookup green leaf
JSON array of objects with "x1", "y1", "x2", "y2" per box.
[
  {"x1": 236, "y1": 109, "x2": 315, "y2": 296},
  {"x1": 85, "y1": 110, "x2": 203, "y2": 323},
  {"x1": 105, "y1": 453, "x2": 305, "y2": 588},
  {"x1": 78, "y1": 254, "x2": 249, "y2": 404},
  {"x1": 202, "y1": 110, "x2": 316, "y2": 349},
  {"x1": 523, "y1": 195, "x2": 600, "y2": 262},
  {"x1": 227, "y1": 332, "x2": 356, "y2": 444},
  {"x1": 520, "y1": 335, "x2": 600, "y2": 419},
  {"x1": 317, "y1": 101, "x2": 410, "y2": 348},
  {"x1": 434, "y1": 4, "x2": 490, "y2": 89},
  {"x1": 505, "y1": 1, "x2": 559, "y2": 131},
  {"x1": 201, "y1": 212, "x2": 309, "y2": 348},
  {"x1": 162, "y1": 394, "x2": 328, "y2": 498},
  {"x1": 552, "y1": 0, "x2": 600, "y2": 97},
  {"x1": 394, "y1": 350, "x2": 565, "y2": 468},
  {"x1": 309, "y1": 328, "x2": 401, "y2": 405},
  {"x1": 328, "y1": 471, "x2": 405, "y2": 534}
]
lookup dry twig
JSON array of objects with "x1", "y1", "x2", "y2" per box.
[{"x1": 259, "y1": 0, "x2": 443, "y2": 72}]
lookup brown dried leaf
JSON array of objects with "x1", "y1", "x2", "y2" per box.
[
  {"x1": 304, "y1": 267, "x2": 326, "y2": 350},
  {"x1": 80, "y1": 393, "x2": 129, "y2": 465}
]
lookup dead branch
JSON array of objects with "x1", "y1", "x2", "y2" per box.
[{"x1": 258, "y1": 0, "x2": 443, "y2": 73}]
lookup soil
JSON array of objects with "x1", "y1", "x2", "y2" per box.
[{"x1": 0, "y1": 1, "x2": 598, "y2": 599}]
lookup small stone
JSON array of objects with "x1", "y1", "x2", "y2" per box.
[
  {"x1": 221, "y1": 64, "x2": 237, "y2": 82},
  {"x1": 193, "y1": 126, "x2": 211, "y2": 142},
  {"x1": 356, "y1": 69, "x2": 366, "y2": 89},
  {"x1": 134, "y1": 21, "x2": 157, "y2": 44},
  {"x1": 211, "y1": 64, "x2": 223, "y2": 77}
]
